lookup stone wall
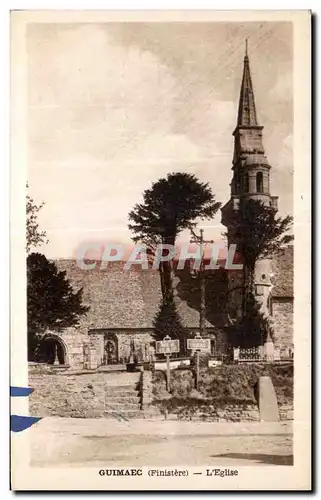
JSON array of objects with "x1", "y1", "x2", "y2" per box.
[
  {"x1": 117, "y1": 332, "x2": 153, "y2": 363},
  {"x1": 58, "y1": 327, "x2": 86, "y2": 368},
  {"x1": 271, "y1": 299, "x2": 293, "y2": 353},
  {"x1": 279, "y1": 404, "x2": 294, "y2": 421},
  {"x1": 87, "y1": 331, "x2": 153, "y2": 366},
  {"x1": 29, "y1": 363, "x2": 293, "y2": 422},
  {"x1": 30, "y1": 369, "x2": 105, "y2": 418},
  {"x1": 29, "y1": 365, "x2": 139, "y2": 418},
  {"x1": 169, "y1": 403, "x2": 260, "y2": 422},
  {"x1": 152, "y1": 364, "x2": 293, "y2": 422}
]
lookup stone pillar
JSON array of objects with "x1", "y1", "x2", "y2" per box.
[
  {"x1": 258, "y1": 344, "x2": 264, "y2": 360},
  {"x1": 257, "y1": 376, "x2": 279, "y2": 421},
  {"x1": 233, "y1": 347, "x2": 240, "y2": 362},
  {"x1": 83, "y1": 343, "x2": 90, "y2": 370},
  {"x1": 89, "y1": 348, "x2": 98, "y2": 370}
]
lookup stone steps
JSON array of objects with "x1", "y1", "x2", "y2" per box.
[
  {"x1": 103, "y1": 372, "x2": 140, "y2": 387},
  {"x1": 103, "y1": 372, "x2": 143, "y2": 418}
]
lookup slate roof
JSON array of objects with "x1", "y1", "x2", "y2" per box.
[
  {"x1": 55, "y1": 260, "x2": 222, "y2": 330},
  {"x1": 55, "y1": 245, "x2": 293, "y2": 329}
]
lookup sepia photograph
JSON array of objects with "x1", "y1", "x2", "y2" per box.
[{"x1": 10, "y1": 9, "x2": 311, "y2": 491}]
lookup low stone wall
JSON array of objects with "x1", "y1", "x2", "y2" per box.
[
  {"x1": 170, "y1": 404, "x2": 260, "y2": 422},
  {"x1": 279, "y1": 404, "x2": 294, "y2": 421},
  {"x1": 28, "y1": 364, "x2": 293, "y2": 422},
  {"x1": 153, "y1": 400, "x2": 260, "y2": 422},
  {"x1": 29, "y1": 366, "x2": 140, "y2": 418},
  {"x1": 28, "y1": 363, "x2": 71, "y2": 374},
  {"x1": 30, "y1": 371, "x2": 105, "y2": 418}
]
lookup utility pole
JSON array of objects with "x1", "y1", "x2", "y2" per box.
[{"x1": 190, "y1": 228, "x2": 213, "y2": 337}]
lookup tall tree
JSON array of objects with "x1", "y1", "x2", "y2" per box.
[
  {"x1": 27, "y1": 253, "x2": 90, "y2": 360},
  {"x1": 128, "y1": 172, "x2": 221, "y2": 302},
  {"x1": 228, "y1": 292, "x2": 273, "y2": 348},
  {"x1": 226, "y1": 198, "x2": 293, "y2": 312},
  {"x1": 26, "y1": 185, "x2": 48, "y2": 253},
  {"x1": 153, "y1": 300, "x2": 189, "y2": 357}
]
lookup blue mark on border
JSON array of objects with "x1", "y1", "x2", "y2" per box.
[
  {"x1": 10, "y1": 386, "x2": 42, "y2": 432},
  {"x1": 11, "y1": 415, "x2": 42, "y2": 433},
  {"x1": 10, "y1": 386, "x2": 34, "y2": 397}
]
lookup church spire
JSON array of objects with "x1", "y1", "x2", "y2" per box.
[{"x1": 237, "y1": 40, "x2": 258, "y2": 127}]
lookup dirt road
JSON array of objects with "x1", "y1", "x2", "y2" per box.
[{"x1": 30, "y1": 418, "x2": 293, "y2": 467}]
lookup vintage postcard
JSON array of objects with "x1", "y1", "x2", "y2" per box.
[{"x1": 10, "y1": 10, "x2": 311, "y2": 491}]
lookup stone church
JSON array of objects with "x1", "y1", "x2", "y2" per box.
[{"x1": 38, "y1": 47, "x2": 294, "y2": 369}]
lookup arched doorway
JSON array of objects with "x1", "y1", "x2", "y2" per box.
[{"x1": 38, "y1": 334, "x2": 68, "y2": 365}]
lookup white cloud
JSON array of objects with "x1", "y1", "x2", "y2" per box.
[
  {"x1": 269, "y1": 71, "x2": 292, "y2": 102},
  {"x1": 27, "y1": 23, "x2": 293, "y2": 258}
]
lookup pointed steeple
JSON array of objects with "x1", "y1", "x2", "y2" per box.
[{"x1": 237, "y1": 40, "x2": 258, "y2": 126}]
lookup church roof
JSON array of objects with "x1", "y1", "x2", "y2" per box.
[
  {"x1": 54, "y1": 247, "x2": 293, "y2": 330},
  {"x1": 237, "y1": 43, "x2": 259, "y2": 127},
  {"x1": 55, "y1": 260, "x2": 226, "y2": 330}
]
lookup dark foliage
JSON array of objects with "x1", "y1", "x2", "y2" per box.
[
  {"x1": 226, "y1": 198, "x2": 293, "y2": 275},
  {"x1": 26, "y1": 185, "x2": 48, "y2": 252},
  {"x1": 174, "y1": 265, "x2": 229, "y2": 328},
  {"x1": 128, "y1": 172, "x2": 221, "y2": 302},
  {"x1": 225, "y1": 198, "x2": 293, "y2": 323},
  {"x1": 228, "y1": 292, "x2": 272, "y2": 348},
  {"x1": 153, "y1": 300, "x2": 190, "y2": 356},
  {"x1": 129, "y1": 172, "x2": 221, "y2": 244},
  {"x1": 27, "y1": 252, "x2": 90, "y2": 359}
]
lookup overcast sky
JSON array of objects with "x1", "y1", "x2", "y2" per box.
[{"x1": 27, "y1": 21, "x2": 293, "y2": 259}]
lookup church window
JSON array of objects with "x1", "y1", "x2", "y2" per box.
[
  {"x1": 244, "y1": 173, "x2": 249, "y2": 193},
  {"x1": 256, "y1": 172, "x2": 263, "y2": 193}
]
